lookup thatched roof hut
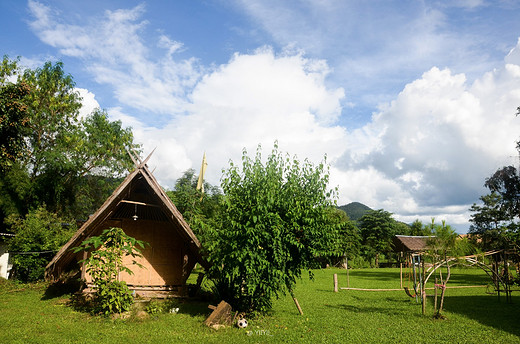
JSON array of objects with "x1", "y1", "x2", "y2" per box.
[
  {"x1": 45, "y1": 159, "x2": 207, "y2": 296},
  {"x1": 393, "y1": 235, "x2": 431, "y2": 253}
]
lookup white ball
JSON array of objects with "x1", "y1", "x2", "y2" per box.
[{"x1": 236, "y1": 318, "x2": 248, "y2": 328}]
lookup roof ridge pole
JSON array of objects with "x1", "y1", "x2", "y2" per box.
[
  {"x1": 139, "y1": 147, "x2": 156, "y2": 168},
  {"x1": 126, "y1": 148, "x2": 140, "y2": 168}
]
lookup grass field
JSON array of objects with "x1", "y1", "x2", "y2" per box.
[{"x1": 1, "y1": 268, "x2": 519, "y2": 344}]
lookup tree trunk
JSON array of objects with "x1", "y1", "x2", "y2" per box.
[{"x1": 436, "y1": 252, "x2": 451, "y2": 318}]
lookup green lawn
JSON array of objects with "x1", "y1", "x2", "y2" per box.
[{"x1": 1, "y1": 268, "x2": 519, "y2": 344}]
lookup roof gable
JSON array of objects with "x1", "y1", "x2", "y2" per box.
[{"x1": 46, "y1": 162, "x2": 206, "y2": 279}]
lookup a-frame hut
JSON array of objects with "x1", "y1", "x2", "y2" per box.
[{"x1": 45, "y1": 158, "x2": 207, "y2": 296}]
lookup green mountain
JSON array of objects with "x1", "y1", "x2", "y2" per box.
[{"x1": 337, "y1": 202, "x2": 373, "y2": 222}]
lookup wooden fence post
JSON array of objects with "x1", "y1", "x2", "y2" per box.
[
  {"x1": 293, "y1": 297, "x2": 304, "y2": 315},
  {"x1": 434, "y1": 277, "x2": 438, "y2": 312}
]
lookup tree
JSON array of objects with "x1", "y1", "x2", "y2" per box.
[
  {"x1": 166, "y1": 168, "x2": 223, "y2": 243},
  {"x1": 426, "y1": 219, "x2": 458, "y2": 318},
  {"x1": 408, "y1": 219, "x2": 435, "y2": 236},
  {"x1": 0, "y1": 57, "x2": 140, "y2": 225},
  {"x1": 484, "y1": 166, "x2": 520, "y2": 219},
  {"x1": 324, "y1": 208, "x2": 361, "y2": 264},
  {"x1": 359, "y1": 209, "x2": 397, "y2": 267},
  {"x1": 206, "y1": 143, "x2": 338, "y2": 313},
  {"x1": 468, "y1": 107, "x2": 520, "y2": 251},
  {"x1": 0, "y1": 56, "x2": 31, "y2": 170},
  {"x1": 5, "y1": 206, "x2": 76, "y2": 282},
  {"x1": 394, "y1": 221, "x2": 411, "y2": 236},
  {"x1": 469, "y1": 167, "x2": 520, "y2": 252},
  {"x1": 469, "y1": 192, "x2": 512, "y2": 250}
]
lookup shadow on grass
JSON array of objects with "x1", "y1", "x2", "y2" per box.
[
  {"x1": 41, "y1": 279, "x2": 83, "y2": 300},
  {"x1": 441, "y1": 295, "x2": 520, "y2": 337},
  {"x1": 171, "y1": 299, "x2": 213, "y2": 318},
  {"x1": 324, "y1": 302, "x2": 423, "y2": 319},
  {"x1": 445, "y1": 271, "x2": 491, "y2": 286},
  {"x1": 348, "y1": 270, "x2": 400, "y2": 281}
]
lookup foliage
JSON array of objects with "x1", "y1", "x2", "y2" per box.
[
  {"x1": 427, "y1": 219, "x2": 458, "y2": 255},
  {"x1": 72, "y1": 227, "x2": 146, "y2": 315},
  {"x1": 0, "y1": 56, "x2": 140, "y2": 229},
  {"x1": 322, "y1": 207, "x2": 361, "y2": 263},
  {"x1": 469, "y1": 189, "x2": 518, "y2": 251},
  {"x1": 206, "y1": 143, "x2": 338, "y2": 313},
  {"x1": 393, "y1": 221, "x2": 411, "y2": 235},
  {"x1": 5, "y1": 206, "x2": 76, "y2": 282},
  {"x1": 469, "y1": 109, "x2": 520, "y2": 251},
  {"x1": 0, "y1": 56, "x2": 31, "y2": 170},
  {"x1": 95, "y1": 280, "x2": 134, "y2": 315},
  {"x1": 145, "y1": 299, "x2": 164, "y2": 315},
  {"x1": 359, "y1": 209, "x2": 398, "y2": 267},
  {"x1": 144, "y1": 299, "x2": 181, "y2": 316},
  {"x1": 408, "y1": 219, "x2": 434, "y2": 236},
  {"x1": 166, "y1": 168, "x2": 223, "y2": 243},
  {"x1": 485, "y1": 166, "x2": 520, "y2": 219},
  {"x1": 453, "y1": 235, "x2": 479, "y2": 257},
  {"x1": 426, "y1": 219, "x2": 459, "y2": 318}
]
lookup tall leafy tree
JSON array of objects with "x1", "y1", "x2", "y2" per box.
[
  {"x1": 484, "y1": 166, "x2": 520, "y2": 219},
  {"x1": 408, "y1": 219, "x2": 435, "y2": 236},
  {"x1": 206, "y1": 143, "x2": 337, "y2": 312},
  {"x1": 469, "y1": 192, "x2": 512, "y2": 250},
  {"x1": 426, "y1": 219, "x2": 458, "y2": 318},
  {"x1": 0, "y1": 56, "x2": 31, "y2": 171},
  {"x1": 468, "y1": 107, "x2": 520, "y2": 250},
  {"x1": 166, "y1": 168, "x2": 223, "y2": 242},
  {"x1": 0, "y1": 57, "x2": 139, "y2": 223},
  {"x1": 359, "y1": 209, "x2": 398, "y2": 267},
  {"x1": 324, "y1": 207, "x2": 361, "y2": 263}
]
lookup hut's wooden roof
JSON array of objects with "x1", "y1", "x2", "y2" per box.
[
  {"x1": 393, "y1": 235, "x2": 432, "y2": 252},
  {"x1": 45, "y1": 158, "x2": 208, "y2": 280}
]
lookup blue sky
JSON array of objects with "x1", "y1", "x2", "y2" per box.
[{"x1": 2, "y1": 0, "x2": 520, "y2": 231}]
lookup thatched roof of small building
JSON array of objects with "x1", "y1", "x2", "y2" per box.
[
  {"x1": 45, "y1": 156, "x2": 208, "y2": 281},
  {"x1": 393, "y1": 235, "x2": 432, "y2": 252}
]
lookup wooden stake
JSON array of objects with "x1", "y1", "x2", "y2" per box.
[
  {"x1": 293, "y1": 297, "x2": 304, "y2": 315},
  {"x1": 334, "y1": 273, "x2": 338, "y2": 292},
  {"x1": 421, "y1": 257, "x2": 426, "y2": 315},
  {"x1": 422, "y1": 290, "x2": 426, "y2": 315},
  {"x1": 434, "y1": 277, "x2": 438, "y2": 312},
  {"x1": 400, "y1": 262, "x2": 403, "y2": 289}
]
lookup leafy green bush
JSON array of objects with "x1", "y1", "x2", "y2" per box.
[
  {"x1": 145, "y1": 299, "x2": 165, "y2": 315},
  {"x1": 206, "y1": 143, "x2": 338, "y2": 313},
  {"x1": 6, "y1": 206, "x2": 76, "y2": 282},
  {"x1": 72, "y1": 227, "x2": 146, "y2": 315},
  {"x1": 95, "y1": 280, "x2": 134, "y2": 315}
]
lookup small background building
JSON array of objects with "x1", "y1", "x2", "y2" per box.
[
  {"x1": 0, "y1": 233, "x2": 14, "y2": 279},
  {"x1": 393, "y1": 235, "x2": 430, "y2": 254}
]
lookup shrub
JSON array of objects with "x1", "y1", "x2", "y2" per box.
[
  {"x1": 6, "y1": 206, "x2": 75, "y2": 282},
  {"x1": 72, "y1": 227, "x2": 146, "y2": 315},
  {"x1": 206, "y1": 144, "x2": 338, "y2": 313},
  {"x1": 95, "y1": 280, "x2": 134, "y2": 315}
]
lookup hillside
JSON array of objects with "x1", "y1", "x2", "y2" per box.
[{"x1": 337, "y1": 202, "x2": 373, "y2": 222}]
